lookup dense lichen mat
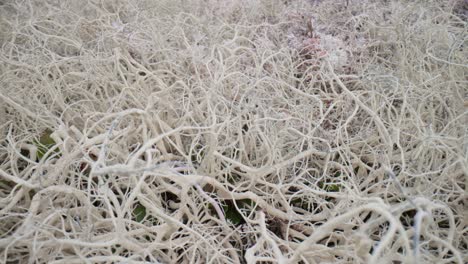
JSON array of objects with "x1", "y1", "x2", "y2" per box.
[{"x1": 0, "y1": 0, "x2": 466, "y2": 263}]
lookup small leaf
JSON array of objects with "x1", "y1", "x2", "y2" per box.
[
  {"x1": 38, "y1": 129, "x2": 55, "y2": 146},
  {"x1": 224, "y1": 205, "x2": 244, "y2": 225},
  {"x1": 133, "y1": 203, "x2": 146, "y2": 222},
  {"x1": 318, "y1": 181, "x2": 324, "y2": 189},
  {"x1": 33, "y1": 129, "x2": 56, "y2": 160},
  {"x1": 222, "y1": 199, "x2": 255, "y2": 225},
  {"x1": 327, "y1": 184, "x2": 341, "y2": 192},
  {"x1": 318, "y1": 181, "x2": 341, "y2": 192}
]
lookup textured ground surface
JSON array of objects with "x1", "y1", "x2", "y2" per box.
[{"x1": 0, "y1": 0, "x2": 467, "y2": 263}]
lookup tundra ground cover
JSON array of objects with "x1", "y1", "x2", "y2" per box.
[{"x1": 0, "y1": 0, "x2": 466, "y2": 263}]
